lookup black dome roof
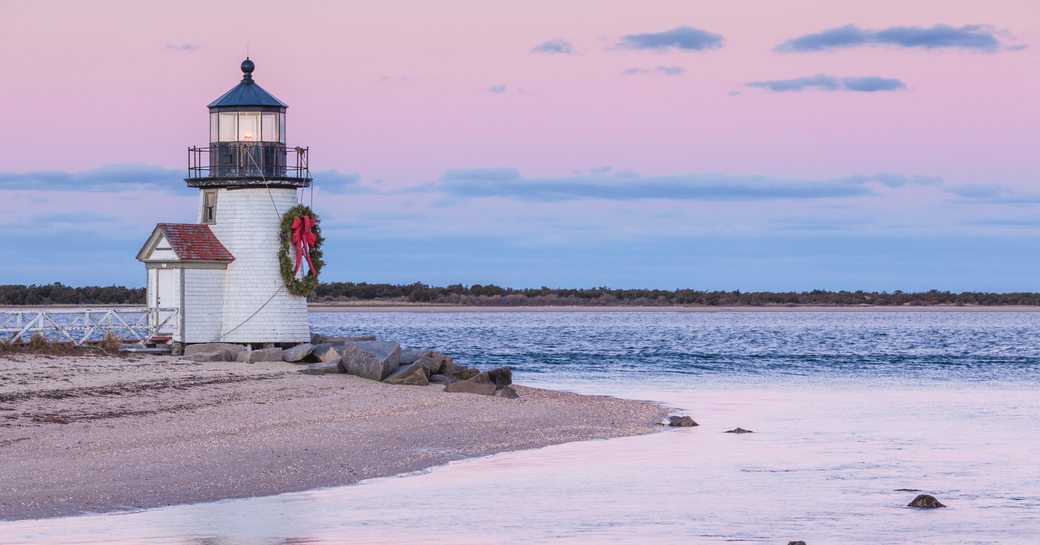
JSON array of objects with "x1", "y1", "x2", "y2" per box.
[{"x1": 207, "y1": 58, "x2": 287, "y2": 109}]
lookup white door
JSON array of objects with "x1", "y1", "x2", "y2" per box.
[{"x1": 152, "y1": 267, "x2": 180, "y2": 337}]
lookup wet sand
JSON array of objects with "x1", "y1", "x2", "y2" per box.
[{"x1": 0, "y1": 354, "x2": 666, "y2": 521}]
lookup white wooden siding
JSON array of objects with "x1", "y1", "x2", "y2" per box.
[
  {"x1": 208, "y1": 187, "x2": 310, "y2": 343},
  {"x1": 183, "y1": 268, "x2": 225, "y2": 343}
]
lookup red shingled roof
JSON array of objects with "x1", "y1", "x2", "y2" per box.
[{"x1": 156, "y1": 223, "x2": 234, "y2": 262}]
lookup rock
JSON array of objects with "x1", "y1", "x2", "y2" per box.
[
  {"x1": 383, "y1": 362, "x2": 430, "y2": 386},
  {"x1": 416, "y1": 351, "x2": 454, "y2": 376},
  {"x1": 494, "y1": 386, "x2": 520, "y2": 399},
  {"x1": 441, "y1": 359, "x2": 480, "y2": 380},
  {"x1": 235, "y1": 350, "x2": 251, "y2": 362},
  {"x1": 246, "y1": 347, "x2": 283, "y2": 363},
  {"x1": 325, "y1": 335, "x2": 377, "y2": 343},
  {"x1": 486, "y1": 366, "x2": 512, "y2": 387},
  {"x1": 339, "y1": 341, "x2": 401, "y2": 381},
  {"x1": 443, "y1": 372, "x2": 497, "y2": 396},
  {"x1": 282, "y1": 343, "x2": 314, "y2": 363},
  {"x1": 725, "y1": 427, "x2": 753, "y2": 434},
  {"x1": 312, "y1": 343, "x2": 345, "y2": 363},
  {"x1": 908, "y1": 494, "x2": 946, "y2": 508},
  {"x1": 668, "y1": 416, "x2": 698, "y2": 427},
  {"x1": 298, "y1": 361, "x2": 340, "y2": 375},
  {"x1": 429, "y1": 374, "x2": 459, "y2": 385},
  {"x1": 400, "y1": 348, "x2": 433, "y2": 366},
  {"x1": 184, "y1": 343, "x2": 246, "y2": 359},
  {"x1": 788, "y1": 542, "x2": 807, "y2": 545},
  {"x1": 310, "y1": 333, "x2": 327, "y2": 344},
  {"x1": 184, "y1": 350, "x2": 232, "y2": 362}
]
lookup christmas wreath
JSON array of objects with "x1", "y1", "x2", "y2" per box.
[{"x1": 279, "y1": 205, "x2": 324, "y2": 296}]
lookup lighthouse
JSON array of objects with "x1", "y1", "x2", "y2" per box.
[{"x1": 137, "y1": 59, "x2": 314, "y2": 347}]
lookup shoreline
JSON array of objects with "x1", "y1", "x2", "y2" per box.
[
  {"x1": 4, "y1": 304, "x2": 1039, "y2": 313},
  {"x1": 0, "y1": 354, "x2": 666, "y2": 521}
]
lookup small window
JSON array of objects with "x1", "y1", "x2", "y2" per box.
[
  {"x1": 210, "y1": 112, "x2": 219, "y2": 142},
  {"x1": 203, "y1": 190, "x2": 218, "y2": 224},
  {"x1": 261, "y1": 112, "x2": 279, "y2": 142}
]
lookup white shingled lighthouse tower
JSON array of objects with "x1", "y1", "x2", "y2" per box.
[{"x1": 137, "y1": 58, "x2": 313, "y2": 347}]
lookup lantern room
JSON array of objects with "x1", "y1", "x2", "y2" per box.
[{"x1": 186, "y1": 58, "x2": 311, "y2": 187}]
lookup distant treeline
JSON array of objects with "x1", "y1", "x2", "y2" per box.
[{"x1": 2, "y1": 282, "x2": 1038, "y2": 307}]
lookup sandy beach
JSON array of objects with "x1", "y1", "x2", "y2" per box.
[{"x1": 0, "y1": 353, "x2": 666, "y2": 521}]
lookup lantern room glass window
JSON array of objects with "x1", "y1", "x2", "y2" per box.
[
  {"x1": 210, "y1": 111, "x2": 284, "y2": 143},
  {"x1": 218, "y1": 113, "x2": 237, "y2": 141}
]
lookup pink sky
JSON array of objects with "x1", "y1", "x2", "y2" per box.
[{"x1": 0, "y1": 0, "x2": 1037, "y2": 289}]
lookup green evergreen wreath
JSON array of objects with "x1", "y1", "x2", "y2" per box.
[{"x1": 279, "y1": 205, "x2": 324, "y2": 297}]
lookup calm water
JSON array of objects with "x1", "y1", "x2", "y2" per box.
[{"x1": 4, "y1": 311, "x2": 1039, "y2": 544}]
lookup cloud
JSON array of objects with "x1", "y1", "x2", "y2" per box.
[
  {"x1": 164, "y1": 43, "x2": 202, "y2": 52},
  {"x1": 486, "y1": 84, "x2": 508, "y2": 94},
  {"x1": 0, "y1": 164, "x2": 187, "y2": 193},
  {"x1": 623, "y1": 65, "x2": 686, "y2": 76},
  {"x1": 531, "y1": 39, "x2": 576, "y2": 55},
  {"x1": 617, "y1": 26, "x2": 725, "y2": 52},
  {"x1": 430, "y1": 169, "x2": 891, "y2": 202},
  {"x1": 314, "y1": 170, "x2": 365, "y2": 194},
  {"x1": 747, "y1": 74, "x2": 906, "y2": 93},
  {"x1": 776, "y1": 24, "x2": 1018, "y2": 53},
  {"x1": 946, "y1": 183, "x2": 1040, "y2": 205}
]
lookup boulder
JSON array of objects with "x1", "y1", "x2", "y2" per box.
[
  {"x1": 443, "y1": 372, "x2": 497, "y2": 396},
  {"x1": 668, "y1": 416, "x2": 698, "y2": 427},
  {"x1": 725, "y1": 427, "x2": 754, "y2": 434},
  {"x1": 298, "y1": 361, "x2": 340, "y2": 375},
  {"x1": 184, "y1": 343, "x2": 246, "y2": 359},
  {"x1": 235, "y1": 350, "x2": 251, "y2": 363},
  {"x1": 486, "y1": 367, "x2": 512, "y2": 387},
  {"x1": 310, "y1": 333, "x2": 327, "y2": 345},
  {"x1": 185, "y1": 350, "x2": 232, "y2": 362},
  {"x1": 312, "y1": 343, "x2": 345, "y2": 363},
  {"x1": 441, "y1": 360, "x2": 480, "y2": 380},
  {"x1": 494, "y1": 386, "x2": 520, "y2": 399},
  {"x1": 788, "y1": 542, "x2": 807, "y2": 545},
  {"x1": 429, "y1": 374, "x2": 459, "y2": 385},
  {"x1": 325, "y1": 335, "x2": 377, "y2": 343},
  {"x1": 246, "y1": 347, "x2": 283, "y2": 363},
  {"x1": 400, "y1": 348, "x2": 433, "y2": 366},
  {"x1": 283, "y1": 343, "x2": 314, "y2": 363},
  {"x1": 416, "y1": 351, "x2": 454, "y2": 376},
  {"x1": 907, "y1": 494, "x2": 946, "y2": 508},
  {"x1": 383, "y1": 362, "x2": 430, "y2": 386},
  {"x1": 339, "y1": 341, "x2": 401, "y2": 381}
]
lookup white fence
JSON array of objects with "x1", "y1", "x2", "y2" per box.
[{"x1": 0, "y1": 307, "x2": 179, "y2": 346}]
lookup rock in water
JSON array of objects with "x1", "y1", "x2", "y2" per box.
[
  {"x1": 494, "y1": 386, "x2": 520, "y2": 399},
  {"x1": 282, "y1": 343, "x2": 314, "y2": 363},
  {"x1": 443, "y1": 372, "x2": 498, "y2": 396},
  {"x1": 725, "y1": 427, "x2": 753, "y2": 434},
  {"x1": 340, "y1": 341, "x2": 401, "y2": 381},
  {"x1": 788, "y1": 541, "x2": 807, "y2": 545},
  {"x1": 441, "y1": 360, "x2": 480, "y2": 380},
  {"x1": 400, "y1": 348, "x2": 432, "y2": 365},
  {"x1": 384, "y1": 362, "x2": 430, "y2": 386},
  {"x1": 310, "y1": 333, "x2": 327, "y2": 344},
  {"x1": 312, "y1": 343, "x2": 345, "y2": 363},
  {"x1": 246, "y1": 347, "x2": 283, "y2": 363},
  {"x1": 668, "y1": 416, "x2": 698, "y2": 427},
  {"x1": 908, "y1": 494, "x2": 946, "y2": 508},
  {"x1": 184, "y1": 343, "x2": 246, "y2": 359},
  {"x1": 416, "y1": 351, "x2": 454, "y2": 376},
  {"x1": 486, "y1": 367, "x2": 512, "y2": 387}
]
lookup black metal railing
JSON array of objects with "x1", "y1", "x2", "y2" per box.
[{"x1": 187, "y1": 143, "x2": 310, "y2": 180}]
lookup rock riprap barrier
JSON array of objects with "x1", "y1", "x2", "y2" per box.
[{"x1": 181, "y1": 335, "x2": 516, "y2": 397}]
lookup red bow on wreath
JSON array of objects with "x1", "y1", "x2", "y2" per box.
[{"x1": 291, "y1": 214, "x2": 317, "y2": 277}]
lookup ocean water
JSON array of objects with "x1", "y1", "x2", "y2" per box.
[{"x1": 3, "y1": 311, "x2": 1039, "y2": 544}]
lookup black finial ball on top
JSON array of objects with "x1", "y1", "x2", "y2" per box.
[{"x1": 241, "y1": 58, "x2": 255, "y2": 82}]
